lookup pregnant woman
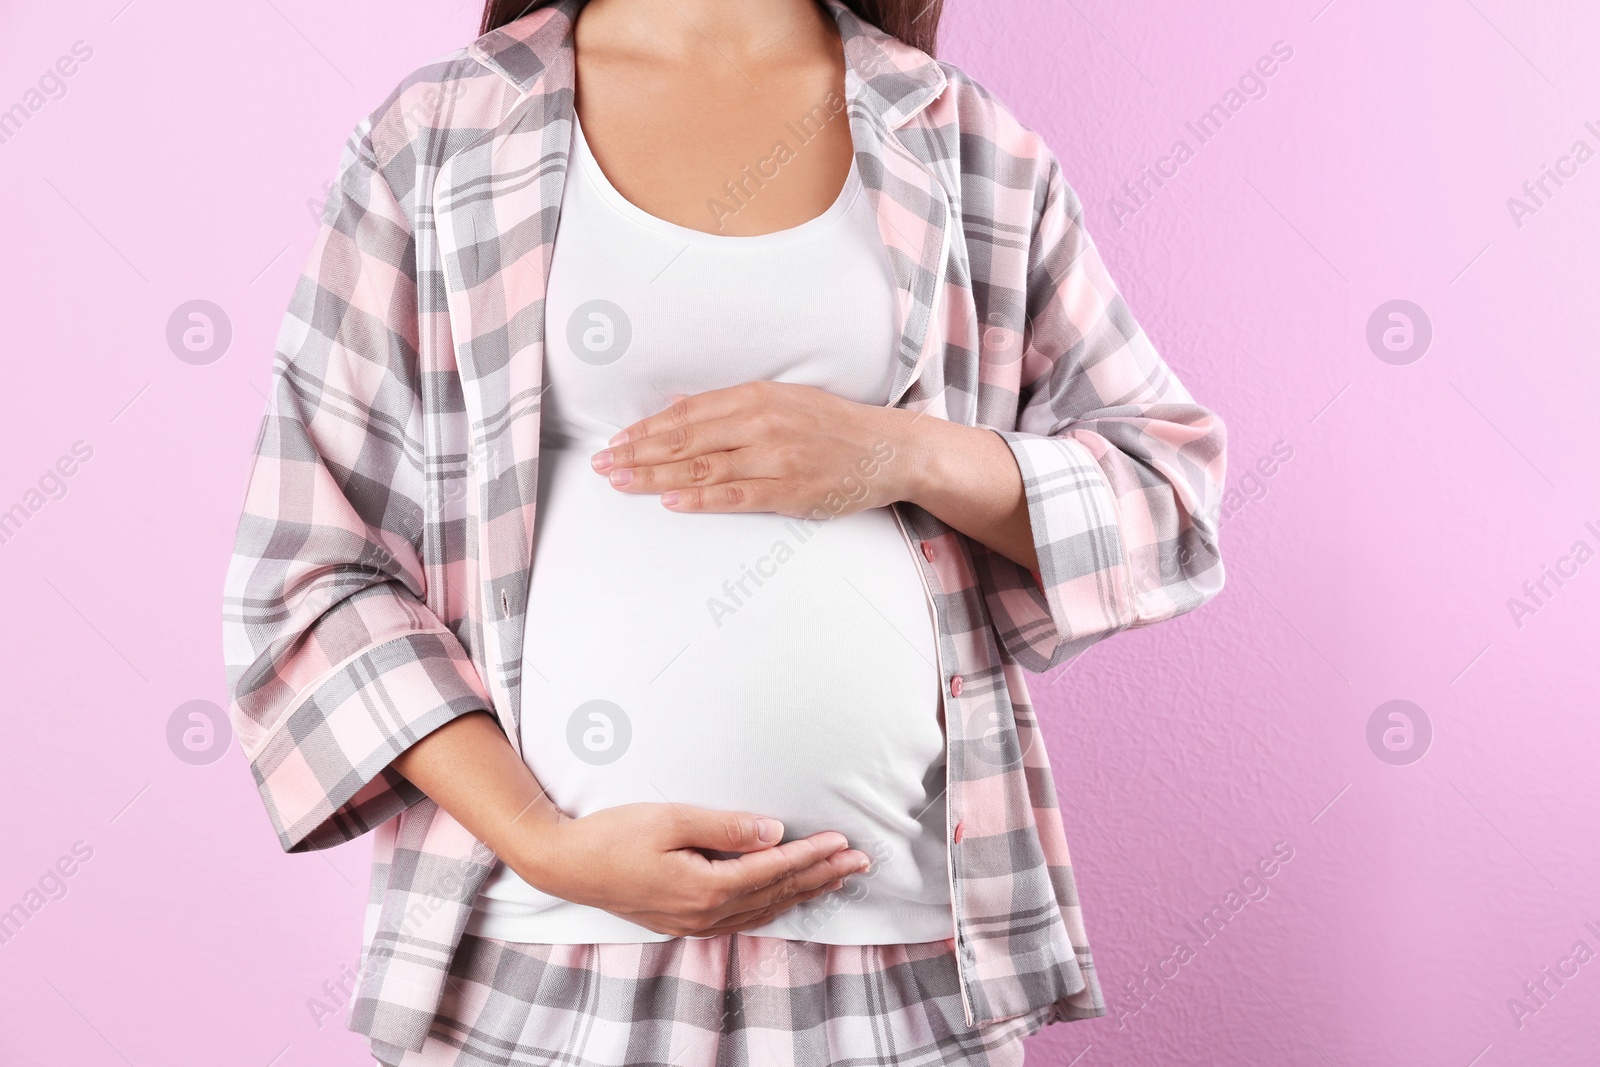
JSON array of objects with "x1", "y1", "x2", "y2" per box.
[{"x1": 222, "y1": 1, "x2": 1227, "y2": 1064}]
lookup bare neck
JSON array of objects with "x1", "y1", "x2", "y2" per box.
[{"x1": 573, "y1": 0, "x2": 838, "y2": 68}]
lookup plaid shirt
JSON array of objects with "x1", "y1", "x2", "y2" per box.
[{"x1": 222, "y1": 0, "x2": 1227, "y2": 1053}]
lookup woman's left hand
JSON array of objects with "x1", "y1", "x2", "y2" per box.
[
  {"x1": 588, "y1": 379, "x2": 1042, "y2": 573},
  {"x1": 588, "y1": 381, "x2": 920, "y2": 520}
]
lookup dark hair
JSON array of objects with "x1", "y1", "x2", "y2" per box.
[{"x1": 479, "y1": 0, "x2": 944, "y2": 56}]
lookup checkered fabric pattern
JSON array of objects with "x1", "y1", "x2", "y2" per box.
[
  {"x1": 370, "y1": 934, "x2": 1044, "y2": 1067},
  {"x1": 222, "y1": 0, "x2": 1227, "y2": 1054}
]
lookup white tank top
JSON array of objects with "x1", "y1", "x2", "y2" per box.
[{"x1": 467, "y1": 115, "x2": 952, "y2": 944}]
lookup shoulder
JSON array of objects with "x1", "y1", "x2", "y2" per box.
[
  {"x1": 333, "y1": 43, "x2": 526, "y2": 199},
  {"x1": 350, "y1": 4, "x2": 570, "y2": 174},
  {"x1": 917, "y1": 59, "x2": 1077, "y2": 222}
]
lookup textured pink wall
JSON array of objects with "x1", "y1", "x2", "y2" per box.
[{"x1": 2, "y1": 1, "x2": 1597, "y2": 1064}]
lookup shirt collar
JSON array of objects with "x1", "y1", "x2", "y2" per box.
[{"x1": 469, "y1": 0, "x2": 947, "y2": 131}]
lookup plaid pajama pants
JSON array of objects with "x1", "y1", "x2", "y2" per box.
[{"x1": 369, "y1": 934, "x2": 1048, "y2": 1067}]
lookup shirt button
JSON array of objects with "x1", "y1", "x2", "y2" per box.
[
  {"x1": 949, "y1": 675, "x2": 963, "y2": 697},
  {"x1": 922, "y1": 541, "x2": 936, "y2": 563},
  {"x1": 952, "y1": 820, "x2": 965, "y2": 844}
]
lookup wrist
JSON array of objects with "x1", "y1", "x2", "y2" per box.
[
  {"x1": 499, "y1": 801, "x2": 573, "y2": 894},
  {"x1": 881, "y1": 406, "x2": 947, "y2": 508}
]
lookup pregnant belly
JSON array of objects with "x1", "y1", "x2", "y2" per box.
[{"x1": 517, "y1": 443, "x2": 946, "y2": 856}]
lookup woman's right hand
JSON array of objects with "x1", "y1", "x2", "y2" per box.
[
  {"x1": 391, "y1": 714, "x2": 865, "y2": 937},
  {"x1": 514, "y1": 803, "x2": 871, "y2": 937}
]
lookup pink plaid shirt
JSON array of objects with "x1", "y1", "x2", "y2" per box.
[{"x1": 222, "y1": 0, "x2": 1227, "y2": 1052}]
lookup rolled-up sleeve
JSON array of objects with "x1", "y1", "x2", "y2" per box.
[
  {"x1": 977, "y1": 152, "x2": 1227, "y2": 674},
  {"x1": 221, "y1": 120, "x2": 492, "y2": 853}
]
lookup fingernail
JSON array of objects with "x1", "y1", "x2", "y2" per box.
[
  {"x1": 661, "y1": 490, "x2": 680, "y2": 507},
  {"x1": 825, "y1": 879, "x2": 845, "y2": 891},
  {"x1": 590, "y1": 450, "x2": 614, "y2": 472},
  {"x1": 608, "y1": 430, "x2": 629, "y2": 446},
  {"x1": 608, "y1": 468, "x2": 633, "y2": 486},
  {"x1": 756, "y1": 818, "x2": 783, "y2": 844}
]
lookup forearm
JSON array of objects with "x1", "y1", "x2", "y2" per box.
[
  {"x1": 388, "y1": 711, "x2": 867, "y2": 936},
  {"x1": 888, "y1": 409, "x2": 1040, "y2": 575},
  {"x1": 391, "y1": 711, "x2": 566, "y2": 884}
]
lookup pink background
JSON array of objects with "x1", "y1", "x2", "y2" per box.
[{"x1": 2, "y1": 0, "x2": 1598, "y2": 1064}]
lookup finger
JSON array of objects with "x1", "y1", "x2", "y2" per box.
[
  {"x1": 711, "y1": 842, "x2": 870, "y2": 915},
  {"x1": 608, "y1": 391, "x2": 707, "y2": 449},
  {"x1": 695, "y1": 878, "x2": 847, "y2": 937},
  {"x1": 608, "y1": 383, "x2": 769, "y2": 449},
  {"x1": 595, "y1": 413, "x2": 757, "y2": 475},
  {"x1": 600, "y1": 447, "x2": 764, "y2": 496},
  {"x1": 712, "y1": 853, "x2": 862, "y2": 924},
  {"x1": 662, "y1": 806, "x2": 789, "y2": 853},
  {"x1": 666, "y1": 832, "x2": 849, "y2": 907},
  {"x1": 662, "y1": 479, "x2": 775, "y2": 513}
]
